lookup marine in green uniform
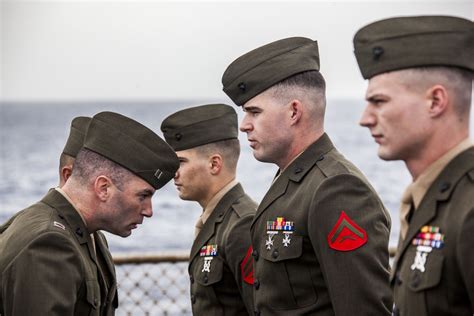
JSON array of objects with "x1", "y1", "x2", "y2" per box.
[
  {"x1": 354, "y1": 16, "x2": 474, "y2": 316},
  {"x1": 161, "y1": 104, "x2": 257, "y2": 315},
  {"x1": 0, "y1": 111, "x2": 179, "y2": 315},
  {"x1": 59, "y1": 116, "x2": 91, "y2": 187},
  {"x1": 221, "y1": 37, "x2": 392, "y2": 315}
]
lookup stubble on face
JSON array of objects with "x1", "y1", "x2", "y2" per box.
[
  {"x1": 242, "y1": 91, "x2": 293, "y2": 167},
  {"x1": 102, "y1": 176, "x2": 155, "y2": 237}
]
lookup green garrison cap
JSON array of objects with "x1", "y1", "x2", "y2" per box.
[
  {"x1": 222, "y1": 37, "x2": 320, "y2": 106},
  {"x1": 161, "y1": 104, "x2": 238, "y2": 151},
  {"x1": 62, "y1": 116, "x2": 91, "y2": 157},
  {"x1": 353, "y1": 15, "x2": 474, "y2": 79},
  {"x1": 84, "y1": 111, "x2": 179, "y2": 190}
]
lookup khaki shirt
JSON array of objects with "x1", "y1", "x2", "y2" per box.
[{"x1": 194, "y1": 179, "x2": 238, "y2": 237}]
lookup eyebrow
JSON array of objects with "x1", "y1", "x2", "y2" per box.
[
  {"x1": 138, "y1": 189, "x2": 155, "y2": 197},
  {"x1": 366, "y1": 93, "x2": 386, "y2": 102},
  {"x1": 243, "y1": 105, "x2": 262, "y2": 112}
]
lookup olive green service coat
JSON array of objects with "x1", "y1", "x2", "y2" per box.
[
  {"x1": 250, "y1": 134, "x2": 392, "y2": 315},
  {"x1": 392, "y1": 147, "x2": 474, "y2": 316},
  {"x1": 0, "y1": 189, "x2": 117, "y2": 316},
  {"x1": 189, "y1": 183, "x2": 257, "y2": 315}
]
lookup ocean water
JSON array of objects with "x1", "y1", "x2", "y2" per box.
[{"x1": 0, "y1": 100, "x2": 413, "y2": 253}]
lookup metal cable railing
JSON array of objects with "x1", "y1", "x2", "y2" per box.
[{"x1": 114, "y1": 251, "x2": 191, "y2": 316}]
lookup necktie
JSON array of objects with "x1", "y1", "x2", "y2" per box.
[
  {"x1": 194, "y1": 214, "x2": 204, "y2": 238},
  {"x1": 399, "y1": 187, "x2": 414, "y2": 241}
]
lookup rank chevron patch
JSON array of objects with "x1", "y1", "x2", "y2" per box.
[
  {"x1": 327, "y1": 211, "x2": 367, "y2": 251},
  {"x1": 240, "y1": 246, "x2": 254, "y2": 285}
]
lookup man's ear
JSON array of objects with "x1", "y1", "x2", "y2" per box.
[
  {"x1": 289, "y1": 99, "x2": 303, "y2": 125},
  {"x1": 61, "y1": 165, "x2": 73, "y2": 183},
  {"x1": 209, "y1": 154, "x2": 223, "y2": 175},
  {"x1": 427, "y1": 84, "x2": 449, "y2": 118},
  {"x1": 94, "y1": 175, "x2": 113, "y2": 201}
]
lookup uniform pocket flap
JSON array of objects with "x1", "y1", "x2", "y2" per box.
[
  {"x1": 260, "y1": 235, "x2": 303, "y2": 262},
  {"x1": 196, "y1": 256, "x2": 224, "y2": 286},
  {"x1": 85, "y1": 280, "x2": 100, "y2": 309},
  {"x1": 408, "y1": 253, "x2": 444, "y2": 292}
]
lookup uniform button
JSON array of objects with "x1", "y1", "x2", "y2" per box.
[
  {"x1": 191, "y1": 295, "x2": 196, "y2": 304},
  {"x1": 372, "y1": 46, "x2": 384, "y2": 60},
  {"x1": 317, "y1": 155, "x2": 325, "y2": 162},
  {"x1": 252, "y1": 249, "x2": 259, "y2": 261},
  {"x1": 93, "y1": 297, "x2": 98, "y2": 306},
  {"x1": 75, "y1": 228, "x2": 83, "y2": 237},
  {"x1": 204, "y1": 275, "x2": 208, "y2": 284},
  {"x1": 395, "y1": 272, "x2": 402, "y2": 285},
  {"x1": 393, "y1": 305, "x2": 400, "y2": 316},
  {"x1": 254, "y1": 279, "x2": 260, "y2": 290},
  {"x1": 175, "y1": 133, "x2": 182, "y2": 141},
  {"x1": 411, "y1": 273, "x2": 421, "y2": 288},
  {"x1": 272, "y1": 249, "x2": 279, "y2": 259},
  {"x1": 189, "y1": 275, "x2": 194, "y2": 284},
  {"x1": 294, "y1": 167, "x2": 303, "y2": 174},
  {"x1": 439, "y1": 182, "x2": 450, "y2": 193},
  {"x1": 238, "y1": 82, "x2": 246, "y2": 91}
]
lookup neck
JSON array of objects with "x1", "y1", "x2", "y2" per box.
[
  {"x1": 197, "y1": 174, "x2": 235, "y2": 208},
  {"x1": 406, "y1": 130, "x2": 469, "y2": 180},
  {"x1": 61, "y1": 180, "x2": 96, "y2": 233},
  {"x1": 277, "y1": 129, "x2": 324, "y2": 170}
]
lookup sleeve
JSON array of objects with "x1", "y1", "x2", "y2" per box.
[
  {"x1": 224, "y1": 212, "x2": 255, "y2": 315},
  {"x1": 2, "y1": 231, "x2": 83, "y2": 316},
  {"x1": 308, "y1": 174, "x2": 393, "y2": 315},
  {"x1": 457, "y1": 206, "x2": 474, "y2": 312}
]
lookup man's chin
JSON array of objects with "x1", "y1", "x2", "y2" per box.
[
  {"x1": 120, "y1": 230, "x2": 132, "y2": 238},
  {"x1": 377, "y1": 148, "x2": 398, "y2": 161}
]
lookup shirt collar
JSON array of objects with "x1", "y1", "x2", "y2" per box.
[
  {"x1": 405, "y1": 138, "x2": 473, "y2": 209},
  {"x1": 201, "y1": 179, "x2": 238, "y2": 225}
]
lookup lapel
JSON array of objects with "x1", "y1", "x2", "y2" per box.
[
  {"x1": 41, "y1": 189, "x2": 99, "y2": 270},
  {"x1": 94, "y1": 232, "x2": 116, "y2": 280},
  {"x1": 251, "y1": 133, "x2": 335, "y2": 228},
  {"x1": 95, "y1": 231, "x2": 117, "y2": 301},
  {"x1": 391, "y1": 147, "x2": 474, "y2": 278},
  {"x1": 189, "y1": 183, "x2": 245, "y2": 264}
]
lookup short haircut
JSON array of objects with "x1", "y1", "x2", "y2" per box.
[
  {"x1": 274, "y1": 70, "x2": 326, "y2": 92},
  {"x1": 269, "y1": 70, "x2": 327, "y2": 124},
  {"x1": 72, "y1": 148, "x2": 134, "y2": 190},
  {"x1": 403, "y1": 66, "x2": 472, "y2": 118},
  {"x1": 193, "y1": 139, "x2": 240, "y2": 173},
  {"x1": 59, "y1": 153, "x2": 75, "y2": 172}
]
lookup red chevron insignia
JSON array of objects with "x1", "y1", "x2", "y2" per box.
[
  {"x1": 240, "y1": 246, "x2": 254, "y2": 284},
  {"x1": 327, "y1": 211, "x2": 367, "y2": 251}
]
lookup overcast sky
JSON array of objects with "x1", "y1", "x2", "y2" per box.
[{"x1": 1, "y1": 0, "x2": 472, "y2": 103}]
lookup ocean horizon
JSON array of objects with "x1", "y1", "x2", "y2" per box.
[{"x1": 1, "y1": 99, "x2": 448, "y2": 253}]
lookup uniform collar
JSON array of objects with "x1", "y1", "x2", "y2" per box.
[
  {"x1": 55, "y1": 187, "x2": 88, "y2": 227},
  {"x1": 190, "y1": 183, "x2": 245, "y2": 261},
  {"x1": 254, "y1": 133, "x2": 334, "y2": 221},
  {"x1": 41, "y1": 189, "x2": 91, "y2": 245},
  {"x1": 202, "y1": 179, "x2": 238, "y2": 225},
  {"x1": 403, "y1": 138, "x2": 473, "y2": 209}
]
